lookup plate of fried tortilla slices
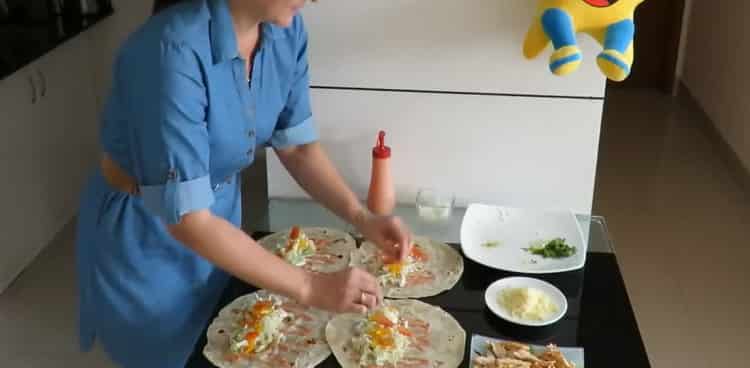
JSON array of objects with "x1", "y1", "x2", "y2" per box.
[{"x1": 470, "y1": 334, "x2": 583, "y2": 368}]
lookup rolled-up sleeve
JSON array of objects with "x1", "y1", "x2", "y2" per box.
[
  {"x1": 124, "y1": 41, "x2": 214, "y2": 224},
  {"x1": 270, "y1": 16, "x2": 318, "y2": 149}
]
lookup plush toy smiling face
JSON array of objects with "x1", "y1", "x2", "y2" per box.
[{"x1": 583, "y1": 0, "x2": 619, "y2": 7}]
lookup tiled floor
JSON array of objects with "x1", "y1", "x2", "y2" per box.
[
  {"x1": 1, "y1": 87, "x2": 748, "y2": 367},
  {"x1": 593, "y1": 87, "x2": 750, "y2": 367}
]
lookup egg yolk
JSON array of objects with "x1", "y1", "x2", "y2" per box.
[
  {"x1": 385, "y1": 263, "x2": 403, "y2": 276},
  {"x1": 369, "y1": 325, "x2": 395, "y2": 349}
]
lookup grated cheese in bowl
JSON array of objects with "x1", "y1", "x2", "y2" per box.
[{"x1": 499, "y1": 287, "x2": 559, "y2": 322}]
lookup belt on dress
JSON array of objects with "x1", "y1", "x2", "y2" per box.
[{"x1": 100, "y1": 154, "x2": 140, "y2": 195}]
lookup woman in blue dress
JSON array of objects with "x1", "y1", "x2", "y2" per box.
[{"x1": 76, "y1": 1, "x2": 412, "y2": 366}]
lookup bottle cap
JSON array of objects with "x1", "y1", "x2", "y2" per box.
[{"x1": 372, "y1": 131, "x2": 391, "y2": 159}]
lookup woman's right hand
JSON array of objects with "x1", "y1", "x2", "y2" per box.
[{"x1": 300, "y1": 267, "x2": 383, "y2": 314}]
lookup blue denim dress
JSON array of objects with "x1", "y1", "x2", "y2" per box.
[{"x1": 76, "y1": 1, "x2": 317, "y2": 366}]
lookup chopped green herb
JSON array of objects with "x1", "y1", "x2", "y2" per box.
[
  {"x1": 482, "y1": 240, "x2": 503, "y2": 248},
  {"x1": 526, "y1": 238, "x2": 576, "y2": 258}
]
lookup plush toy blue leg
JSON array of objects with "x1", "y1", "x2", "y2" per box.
[
  {"x1": 541, "y1": 8, "x2": 582, "y2": 76},
  {"x1": 597, "y1": 19, "x2": 635, "y2": 81}
]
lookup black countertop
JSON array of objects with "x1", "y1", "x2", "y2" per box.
[
  {"x1": 0, "y1": 10, "x2": 114, "y2": 81},
  {"x1": 186, "y1": 237, "x2": 650, "y2": 368}
]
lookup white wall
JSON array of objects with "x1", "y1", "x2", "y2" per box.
[
  {"x1": 268, "y1": 0, "x2": 606, "y2": 214},
  {"x1": 681, "y1": 1, "x2": 750, "y2": 173}
]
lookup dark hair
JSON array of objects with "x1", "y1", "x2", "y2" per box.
[{"x1": 152, "y1": 0, "x2": 189, "y2": 14}]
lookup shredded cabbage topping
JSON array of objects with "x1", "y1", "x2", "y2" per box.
[
  {"x1": 377, "y1": 246, "x2": 428, "y2": 287},
  {"x1": 352, "y1": 307, "x2": 413, "y2": 366},
  {"x1": 229, "y1": 297, "x2": 289, "y2": 357},
  {"x1": 278, "y1": 226, "x2": 317, "y2": 266}
]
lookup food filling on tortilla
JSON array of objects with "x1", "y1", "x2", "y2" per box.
[
  {"x1": 277, "y1": 226, "x2": 317, "y2": 266},
  {"x1": 352, "y1": 307, "x2": 414, "y2": 366},
  {"x1": 378, "y1": 245, "x2": 429, "y2": 287},
  {"x1": 229, "y1": 297, "x2": 289, "y2": 357}
]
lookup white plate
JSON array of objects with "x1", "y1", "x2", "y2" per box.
[
  {"x1": 470, "y1": 334, "x2": 584, "y2": 367},
  {"x1": 460, "y1": 204, "x2": 586, "y2": 274},
  {"x1": 484, "y1": 277, "x2": 567, "y2": 327}
]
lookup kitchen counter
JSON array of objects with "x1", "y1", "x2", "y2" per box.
[
  {"x1": 185, "y1": 199, "x2": 648, "y2": 367},
  {"x1": 185, "y1": 238, "x2": 649, "y2": 368}
]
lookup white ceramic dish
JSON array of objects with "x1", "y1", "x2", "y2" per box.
[
  {"x1": 470, "y1": 334, "x2": 584, "y2": 367},
  {"x1": 460, "y1": 203, "x2": 587, "y2": 274},
  {"x1": 484, "y1": 276, "x2": 567, "y2": 327}
]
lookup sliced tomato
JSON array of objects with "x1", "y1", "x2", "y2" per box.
[
  {"x1": 285, "y1": 226, "x2": 302, "y2": 252},
  {"x1": 252, "y1": 300, "x2": 274, "y2": 315},
  {"x1": 289, "y1": 226, "x2": 301, "y2": 240},
  {"x1": 243, "y1": 331, "x2": 259, "y2": 355},
  {"x1": 245, "y1": 331, "x2": 259, "y2": 341},
  {"x1": 369, "y1": 312, "x2": 394, "y2": 327},
  {"x1": 410, "y1": 245, "x2": 428, "y2": 262},
  {"x1": 397, "y1": 325, "x2": 413, "y2": 337}
]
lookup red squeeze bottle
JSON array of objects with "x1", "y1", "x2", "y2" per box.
[{"x1": 367, "y1": 131, "x2": 396, "y2": 215}]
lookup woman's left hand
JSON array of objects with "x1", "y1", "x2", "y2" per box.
[{"x1": 354, "y1": 210, "x2": 413, "y2": 263}]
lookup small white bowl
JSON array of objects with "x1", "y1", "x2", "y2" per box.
[{"x1": 484, "y1": 277, "x2": 568, "y2": 327}]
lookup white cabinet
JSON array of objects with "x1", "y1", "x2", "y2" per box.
[
  {"x1": 0, "y1": 0, "x2": 150, "y2": 291},
  {"x1": 33, "y1": 35, "x2": 100, "y2": 227},
  {"x1": 0, "y1": 65, "x2": 43, "y2": 290},
  {"x1": 0, "y1": 36, "x2": 99, "y2": 291}
]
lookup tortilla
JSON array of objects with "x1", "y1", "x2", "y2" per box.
[
  {"x1": 326, "y1": 299, "x2": 466, "y2": 368},
  {"x1": 258, "y1": 227, "x2": 357, "y2": 273},
  {"x1": 203, "y1": 290, "x2": 332, "y2": 368},
  {"x1": 350, "y1": 236, "x2": 464, "y2": 298}
]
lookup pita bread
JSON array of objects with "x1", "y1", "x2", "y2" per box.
[
  {"x1": 325, "y1": 299, "x2": 466, "y2": 368},
  {"x1": 258, "y1": 227, "x2": 357, "y2": 273},
  {"x1": 203, "y1": 290, "x2": 331, "y2": 368},
  {"x1": 350, "y1": 236, "x2": 464, "y2": 298}
]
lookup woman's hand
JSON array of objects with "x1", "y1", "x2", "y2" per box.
[
  {"x1": 300, "y1": 267, "x2": 382, "y2": 314},
  {"x1": 275, "y1": 144, "x2": 412, "y2": 262},
  {"x1": 354, "y1": 210, "x2": 413, "y2": 263}
]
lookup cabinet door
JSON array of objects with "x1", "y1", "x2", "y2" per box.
[
  {"x1": 0, "y1": 66, "x2": 45, "y2": 291},
  {"x1": 0, "y1": 35, "x2": 99, "y2": 292},
  {"x1": 33, "y1": 35, "x2": 100, "y2": 237}
]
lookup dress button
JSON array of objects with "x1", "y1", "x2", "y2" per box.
[
  {"x1": 247, "y1": 148, "x2": 254, "y2": 156},
  {"x1": 248, "y1": 130, "x2": 255, "y2": 138}
]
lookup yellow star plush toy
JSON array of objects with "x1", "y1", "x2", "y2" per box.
[{"x1": 523, "y1": 0, "x2": 646, "y2": 82}]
